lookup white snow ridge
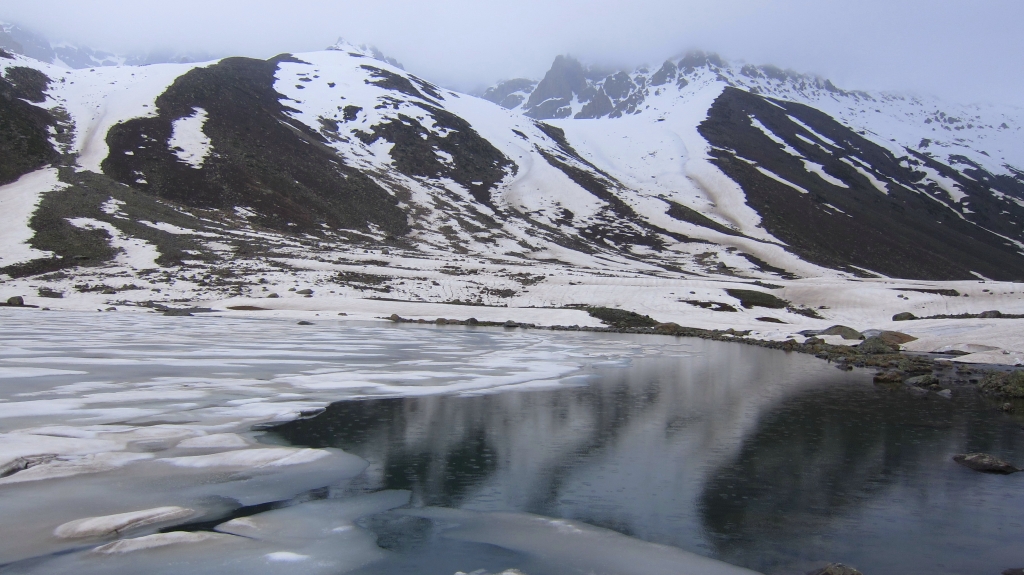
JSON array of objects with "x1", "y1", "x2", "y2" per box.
[{"x1": 168, "y1": 108, "x2": 213, "y2": 168}]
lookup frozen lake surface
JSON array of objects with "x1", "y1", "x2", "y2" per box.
[{"x1": 0, "y1": 310, "x2": 1022, "y2": 574}]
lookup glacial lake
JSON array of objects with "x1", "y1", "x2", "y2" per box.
[{"x1": 0, "y1": 311, "x2": 1022, "y2": 575}]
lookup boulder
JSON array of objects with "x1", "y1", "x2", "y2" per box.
[
  {"x1": 892, "y1": 312, "x2": 916, "y2": 321},
  {"x1": 296, "y1": 289, "x2": 313, "y2": 295},
  {"x1": 466, "y1": 317, "x2": 479, "y2": 325},
  {"x1": 389, "y1": 314, "x2": 404, "y2": 322},
  {"x1": 952, "y1": 453, "x2": 1020, "y2": 474},
  {"x1": 6, "y1": 296, "x2": 24, "y2": 306},
  {"x1": 820, "y1": 325, "x2": 862, "y2": 340},
  {"x1": 266, "y1": 293, "x2": 280, "y2": 298},
  {"x1": 503, "y1": 320, "x2": 519, "y2": 328},
  {"x1": 858, "y1": 336, "x2": 897, "y2": 354},
  {"x1": 979, "y1": 310, "x2": 1003, "y2": 318},
  {"x1": 878, "y1": 331, "x2": 917, "y2": 345},
  {"x1": 808, "y1": 564, "x2": 863, "y2": 575},
  {"x1": 297, "y1": 321, "x2": 313, "y2": 326},
  {"x1": 654, "y1": 322, "x2": 682, "y2": 334}
]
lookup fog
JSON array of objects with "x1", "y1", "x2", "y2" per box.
[{"x1": 1, "y1": 0, "x2": 1022, "y2": 106}]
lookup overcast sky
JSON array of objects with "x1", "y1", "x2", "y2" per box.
[{"x1": 1, "y1": 0, "x2": 1022, "y2": 106}]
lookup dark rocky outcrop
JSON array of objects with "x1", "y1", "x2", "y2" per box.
[
  {"x1": 0, "y1": 66, "x2": 57, "y2": 184},
  {"x1": 102, "y1": 56, "x2": 409, "y2": 237},
  {"x1": 523, "y1": 55, "x2": 588, "y2": 119}
]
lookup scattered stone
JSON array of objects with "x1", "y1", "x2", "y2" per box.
[
  {"x1": 389, "y1": 313, "x2": 404, "y2": 322},
  {"x1": 297, "y1": 321, "x2": 313, "y2": 325},
  {"x1": 503, "y1": 320, "x2": 519, "y2": 328},
  {"x1": 1002, "y1": 402, "x2": 1014, "y2": 412},
  {"x1": 808, "y1": 563, "x2": 863, "y2": 575},
  {"x1": 296, "y1": 289, "x2": 313, "y2": 295},
  {"x1": 337, "y1": 312, "x2": 348, "y2": 316},
  {"x1": 905, "y1": 374, "x2": 938, "y2": 387},
  {"x1": 435, "y1": 318, "x2": 448, "y2": 325},
  {"x1": 466, "y1": 317, "x2": 479, "y2": 325},
  {"x1": 979, "y1": 310, "x2": 1003, "y2": 318},
  {"x1": 952, "y1": 453, "x2": 1020, "y2": 474},
  {"x1": 756, "y1": 316, "x2": 786, "y2": 323},
  {"x1": 820, "y1": 325, "x2": 862, "y2": 340},
  {"x1": 937, "y1": 389, "x2": 952, "y2": 399},
  {"x1": 892, "y1": 312, "x2": 917, "y2": 321},
  {"x1": 37, "y1": 287, "x2": 63, "y2": 299},
  {"x1": 266, "y1": 293, "x2": 280, "y2": 298},
  {"x1": 6, "y1": 296, "x2": 24, "y2": 306},
  {"x1": 858, "y1": 336, "x2": 897, "y2": 354},
  {"x1": 978, "y1": 371, "x2": 1024, "y2": 398},
  {"x1": 873, "y1": 370, "x2": 904, "y2": 384}
]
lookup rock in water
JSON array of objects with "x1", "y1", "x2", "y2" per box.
[
  {"x1": 952, "y1": 453, "x2": 1020, "y2": 474},
  {"x1": 906, "y1": 374, "x2": 939, "y2": 387},
  {"x1": 808, "y1": 564, "x2": 863, "y2": 575},
  {"x1": 858, "y1": 336, "x2": 897, "y2": 354},
  {"x1": 6, "y1": 296, "x2": 24, "y2": 306},
  {"x1": 892, "y1": 312, "x2": 916, "y2": 321}
]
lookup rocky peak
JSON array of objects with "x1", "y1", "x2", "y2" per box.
[{"x1": 522, "y1": 55, "x2": 589, "y2": 119}]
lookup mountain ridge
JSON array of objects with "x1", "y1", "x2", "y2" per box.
[{"x1": 1, "y1": 40, "x2": 1024, "y2": 346}]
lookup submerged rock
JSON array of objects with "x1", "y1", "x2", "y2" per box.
[
  {"x1": 906, "y1": 374, "x2": 939, "y2": 387},
  {"x1": 873, "y1": 370, "x2": 904, "y2": 384},
  {"x1": 952, "y1": 453, "x2": 1020, "y2": 474},
  {"x1": 808, "y1": 564, "x2": 863, "y2": 575},
  {"x1": 297, "y1": 320, "x2": 314, "y2": 325}
]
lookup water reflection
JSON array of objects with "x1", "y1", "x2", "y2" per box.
[{"x1": 270, "y1": 337, "x2": 1024, "y2": 574}]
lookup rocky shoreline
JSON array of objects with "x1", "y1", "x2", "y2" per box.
[{"x1": 385, "y1": 311, "x2": 1024, "y2": 412}]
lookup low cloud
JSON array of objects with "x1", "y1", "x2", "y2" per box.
[{"x1": 1, "y1": 0, "x2": 1021, "y2": 106}]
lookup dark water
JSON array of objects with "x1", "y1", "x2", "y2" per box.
[{"x1": 268, "y1": 336, "x2": 1024, "y2": 575}]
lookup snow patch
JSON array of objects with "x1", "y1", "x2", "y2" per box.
[
  {"x1": 168, "y1": 108, "x2": 213, "y2": 168},
  {"x1": 0, "y1": 168, "x2": 67, "y2": 267}
]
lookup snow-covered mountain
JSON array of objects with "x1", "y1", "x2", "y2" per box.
[{"x1": 2, "y1": 39, "x2": 1024, "y2": 338}]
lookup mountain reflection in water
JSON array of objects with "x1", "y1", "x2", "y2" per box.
[{"x1": 269, "y1": 338, "x2": 1024, "y2": 575}]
